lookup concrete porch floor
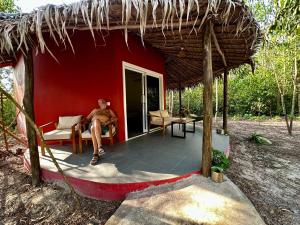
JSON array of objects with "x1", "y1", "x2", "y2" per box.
[{"x1": 25, "y1": 125, "x2": 229, "y2": 184}]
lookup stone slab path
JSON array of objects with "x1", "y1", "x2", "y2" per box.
[{"x1": 106, "y1": 175, "x2": 265, "y2": 225}]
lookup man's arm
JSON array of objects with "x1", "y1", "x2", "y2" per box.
[
  {"x1": 86, "y1": 109, "x2": 96, "y2": 121},
  {"x1": 109, "y1": 109, "x2": 118, "y2": 123}
]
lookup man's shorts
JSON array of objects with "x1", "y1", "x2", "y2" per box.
[{"x1": 88, "y1": 122, "x2": 109, "y2": 135}]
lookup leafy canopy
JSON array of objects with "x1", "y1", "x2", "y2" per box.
[{"x1": 0, "y1": 0, "x2": 18, "y2": 13}]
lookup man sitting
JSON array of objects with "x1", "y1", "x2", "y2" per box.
[{"x1": 86, "y1": 99, "x2": 117, "y2": 165}]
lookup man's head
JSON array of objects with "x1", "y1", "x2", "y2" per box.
[{"x1": 98, "y1": 99, "x2": 107, "y2": 109}]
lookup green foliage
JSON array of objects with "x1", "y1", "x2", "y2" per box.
[
  {"x1": 249, "y1": 133, "x2": 272, "y2": 145},
  {"x1": 211, "y1": 149, "x2": 229, "y2": 173},
  {"x1": 270, "y1": 0, "x2": 300, "y2": 35},
  {"x1": 211, "y1": 166, "x2": 224, "y2": 173},
  {"x1": 0, "y1": 0, "x2": 18, "y2": 13},
  {"x1": 2, "y1": 98, "x2": 16, "y2": 129}
]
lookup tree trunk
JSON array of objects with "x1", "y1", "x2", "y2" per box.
[
  {"x1": 171, "y1": 90, "x2": 174, "y2": 116},
  {"x1": 178, "y1": 82, "x2": 182, "y2": 117},
  {"x1": 215, "y1": 79, "x2": 218, "y2": 123},
  {"x1": 223, "y1": 69, "x2": 228, "y2": 134},
  {"x1": 0, "y1": 93, "x2": 9, "y2": 151},
  {"x1": 202, "y1": 21, "x2": 213, "y2": 177},
  {"x1": 289, "y1": 55, "x2": 298, "y2": 133},
  {"x1": 298, "y1": 80, "x2": 300, "y2": 115},
  {"x1": 23, "y1": 51, "x2": 41, "y2": 186}
]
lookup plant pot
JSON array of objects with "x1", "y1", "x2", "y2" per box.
[{"x1": 211, "y1": 171, "x2": 224, "y2": 183}]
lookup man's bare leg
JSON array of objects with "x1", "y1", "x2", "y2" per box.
[
  {"x1": 93, "y1": 119, "x2": 105, "y2": 157},
  {"x1": 93, "y1": 119, "x2": 103, "y2": 148},
  {"x1": 90, "y1": 125, "x2": 99, "y2": 165},
  {"x1": 91, "y1": 126, "x2": 98, "y2": 154}
]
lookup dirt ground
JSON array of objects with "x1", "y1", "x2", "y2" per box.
[
  {"x1": 0, "y1": 139, "x2": 121, "y2": 225},
  {"x1": 226, "y1": 120, "x2": 300, "y2": 225},
  {"x1": 1, "y1": 120, "x2": 299, "y2": 225}
]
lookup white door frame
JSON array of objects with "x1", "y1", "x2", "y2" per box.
[{"x1": 122, "y1": 61, "x2": 164, "y2": 141}]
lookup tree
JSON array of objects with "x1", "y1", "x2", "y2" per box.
[
  {"x1": 0, "y1": 0, "x2": 17, "y2": 129},
  {"x1": 268, "y1": 0, "x2": 300, "y2": 134},
  {"x1": 0, "y1": 0, "x2": 18, "y2": 13}
]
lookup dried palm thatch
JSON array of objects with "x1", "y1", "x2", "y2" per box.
[{"x1": 0, "y1": 0, "x2": 261, "y2": 89}]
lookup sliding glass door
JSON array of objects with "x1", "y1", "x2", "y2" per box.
[
  {"x1": 124, "y1": 63, "x2": 163, "y2": 140},
  {"x1": 125, "y1": 69, "x2": 144, "y2": 139}
]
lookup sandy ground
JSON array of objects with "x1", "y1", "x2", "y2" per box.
[
  {"x1": 226, "y1": 120, "x2": 300, "y2": 225},
  {"x1": 0, "y1": 139, "x2": 121, "y2": 225}
]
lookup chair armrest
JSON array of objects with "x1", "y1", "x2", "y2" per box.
[
  {"x1": 39, "y1": 121, "x2": 57, "y2": 133},
  {"x1": 40, "y1": 121, "x2": 55, "y2": 128},
  {"x1": 71, "y1": 123, "x2": 79, "y2": 135}
]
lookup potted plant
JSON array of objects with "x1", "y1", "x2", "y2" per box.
[
  {"x1": 211, "y1": 149, "x2": 229, "y2": 183},
  {"x1": 211, "y1": 166, "x2": 224, "y2": 183}
]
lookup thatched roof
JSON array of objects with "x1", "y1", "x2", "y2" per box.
[{"x1": 0, "y1": 0, "x2": 261, "y2": 89}]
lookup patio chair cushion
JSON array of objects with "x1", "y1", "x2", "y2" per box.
[
  {"x1": 81, "y1": 126, "x2": 116, "y2": 139},
  {"x1": 149, "y1": 110, "x2": 161, "y2": 117},
  {"x1": 57, "y1": 115, "x2": 82, "y2": 130},
  {"x1": 43, "y1": 129, "x2": 72, "y2": 140},
  {"x1": 160, "y1": 110, "x2": 169, "y2": 118}
]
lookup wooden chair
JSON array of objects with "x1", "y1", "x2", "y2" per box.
[
  {"x1": 78, "y1": 119, "x2": 118, "y2": 154},
  {"x1": 39, "y1": 115, "x2": 82, "y2": 156}
]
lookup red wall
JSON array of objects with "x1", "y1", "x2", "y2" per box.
[{"x1": 27, "y1": 30, "x2": 165, "y2": 142}]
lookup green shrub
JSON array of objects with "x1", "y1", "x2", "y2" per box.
[
  {"x1": 2, "y1": 98, "x2": 16, "y2": 130},
  {"x1": 249, "y1": 133, "x2": 272, "y2": 145},
  {"x1": 212, "y1": 149, "x2": 230, "y2": 172}
]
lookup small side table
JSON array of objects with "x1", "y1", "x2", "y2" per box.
[{"x1": 171, "y1": 118, "x2": 195, "y2": 138}]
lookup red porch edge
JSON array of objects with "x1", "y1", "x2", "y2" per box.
[{"x1": 23, "y1": 156, "x2": 201, "y2": 201}]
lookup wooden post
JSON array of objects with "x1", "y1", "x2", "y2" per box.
[
  {"x1": 0, "y1": 93, "x2": 9, "y2": 151},
  {"x1": 178, "y1": 82, "x2": 183, "y2": 117},
  {"x1": 223, "y1": 68, "x2": 228, "y2": 134},
  {"x1": 202, "y1": 21, "x2": 213, "y2": 177},
  {"x1": 23, "y1": 51, "x2": 41, "y2": 186},
  {"x1": 215, "y1": 79, "x2": 218, "y2": 123}
]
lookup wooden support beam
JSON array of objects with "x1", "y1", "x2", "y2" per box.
[
  {"x1": 201, "y1": 21, "x2": 213, "y2": 177},
  {"x1": 23, "y1": 51, "x2": 41, "y2": 186},
  {"x1": 223, "y1": 68, "x2": 228, "y2": 134},
  {"x1": 211, "y1": 26, "x2": 227, "y2": 68}
]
